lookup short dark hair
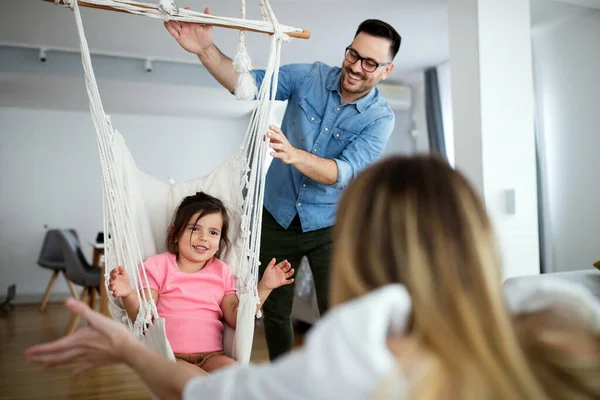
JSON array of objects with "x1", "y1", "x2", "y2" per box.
[
  {"x1": 167, "y1": 192, "x2": 231, "y2": 259},
  {"x1": 355, "y1": 19, "x2": 401, "y2": 60}
]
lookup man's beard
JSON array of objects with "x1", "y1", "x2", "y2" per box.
[{"x1": 342, "y1": 67, "x2": 371, "y2": 94}]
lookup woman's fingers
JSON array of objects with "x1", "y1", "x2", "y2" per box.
[
  {"x1": 27, "y1": 345, "x2": 83, "y2": 367},
  {"x1": 72, "y1": 360, "x2": 98, "y2": 376},
  {"x1": 64, "y1": 299, "x2": 116, "y2": 339},
  {"x1": 25, "y1": 333, "x2": 78, "y2": 359}
]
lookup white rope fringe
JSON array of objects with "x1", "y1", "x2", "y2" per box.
[{"x1": 233, "y1": 0, "x2": 257, "y2": 100}]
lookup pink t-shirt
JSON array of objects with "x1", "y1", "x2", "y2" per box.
[{"x1": 140, "y1": 252, "x2": 236, "y2": 353}]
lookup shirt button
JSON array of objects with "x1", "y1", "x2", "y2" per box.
[
  {"x1": 325, "y1": 128, "x2": 329, "y2": 131},
  {"x1": 336, "y1": 133, "x2": 340, "y2": 138},
  {"x1": 336, "y1": 107, "x2": 340, "y2": 111},
  {"x1": 297, "y1": 202, "x2": 301, "y2": 206},
  {"x1": 311, "y1": 117, "x2": 315, "y2": 121},
  {"x1": 302, "y1": 184, "x2": 307, "y2": 188},
  {"x1": 313, "y1": 148, "x2": 317, "y2": 152}
]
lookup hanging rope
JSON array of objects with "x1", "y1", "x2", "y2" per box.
[
  {"x1": 232, "y1": 0, "x2": 257, "y2": 100},
  {"x1": 52, "y1": 0, "x2": 298, "y2": 365}
]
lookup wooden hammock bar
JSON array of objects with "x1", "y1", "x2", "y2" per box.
[{"x1": 43, "y1": 0, "x2": 311, "y2": 39}]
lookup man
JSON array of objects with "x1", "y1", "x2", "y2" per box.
[{"x1": 165, "y1": 10, "x2": 401, "y2": 360}]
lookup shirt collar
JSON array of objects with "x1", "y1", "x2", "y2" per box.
[{"x1": 327, "y1": 67, "x2": 378, "y2": 113}]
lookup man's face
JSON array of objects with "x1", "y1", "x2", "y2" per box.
[{"x1": 340, "y1": 32, "x2": 395, "y2": 97}]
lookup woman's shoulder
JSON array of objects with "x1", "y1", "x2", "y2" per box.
[
  {"x1": 299, "y1": 285, "x2": 412, "y2": 385},
  {"x1": 309, "y1": 284, "x2": 412, "y2": 338}
]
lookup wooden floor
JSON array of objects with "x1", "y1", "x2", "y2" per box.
[{"x1": 0, "y1": 302, "x2": 301, "y2": 400}]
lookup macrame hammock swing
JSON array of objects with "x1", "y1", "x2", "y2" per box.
[{"x1": 47, "y1": 0, "x2": 309, "y2": 368}]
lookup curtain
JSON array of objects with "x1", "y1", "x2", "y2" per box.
[{"x1": 424, "y1": 67, "x2": 447, "y2": 159}]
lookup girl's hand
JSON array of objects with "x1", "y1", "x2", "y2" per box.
[
  {"x1": 108, "y1": 266, "x2": 132, "y2": 298},
  {"x1": 25, "y1": 298, "x2": 136, "y2": 374},
  {"x1": 260, "y1": 259, "x2": 294, "y2": 290}
]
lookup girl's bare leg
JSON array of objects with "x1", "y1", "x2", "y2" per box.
[{"x1": 201, "y1": 354, "x2": 236, "y2": 373}]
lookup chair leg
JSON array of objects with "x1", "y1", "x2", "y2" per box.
[
  {"x1": 63, "y1": 274, "x2": 79, "y2": 300},
  {"x1": 89, "y1": 287, "x2": 96, "y2": 309},
  {"x1": 40, "y1": 271, "x2": 59, "y2": 312},
  {"x1": 66, "y1": 287, "x2": 89, "y2": 335}
]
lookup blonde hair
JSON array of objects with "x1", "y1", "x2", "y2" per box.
[{"x1": 330, "y1": 155, "x2": 600, "y2": 399}]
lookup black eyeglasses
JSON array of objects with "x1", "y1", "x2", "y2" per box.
[{"x1": 344, "y1": 47, "x2": 391, "y2": 73}]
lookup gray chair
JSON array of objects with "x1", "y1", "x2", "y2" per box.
[
  {"x1": 37, "y1": 229, "x2": 79, "y2": 312},
  {"x1": 55, "y1": 229, "x2": 102, "y2": 334}
]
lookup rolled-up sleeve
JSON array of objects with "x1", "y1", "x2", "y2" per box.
[
  {"x1": 332, "y1": 114, "x2": 395, "y2": 189},
  {"x1": 250, "y1": 63, "x2": 313, "y2": 101}
]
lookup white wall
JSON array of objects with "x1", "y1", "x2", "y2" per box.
[
  {"x1": 533, "y1": 10, "x2": 600, "y2": 273},
  {"x1": 411, "y1": 79, "x2": 430, "y2": 154},
  {"x1": 479, "y1": 0, "x2": 540, "y2": 280},
  {"x1": 449, "y1": 0, "x2": 540, "y2": 280},
  {"x1": 0, "y1": 107, "x2": 249, "y2": 302},
  {"x1": 0, "y1": 78, "x2": 415, "y2": 303},
  {"x1": 390, "y1": 76, "x2": 429, "y2": 155}
]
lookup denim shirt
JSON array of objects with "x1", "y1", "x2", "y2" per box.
[{"x1": 251, "y1": 62, "x2": 395, "y2": 232}]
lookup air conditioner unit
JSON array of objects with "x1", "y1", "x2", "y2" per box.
[{"x1": 378, "y1": 83, "x2": 412, "y2": 111}]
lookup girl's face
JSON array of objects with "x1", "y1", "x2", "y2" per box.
[{"x1": 177, "y1": 211, "x2": 223, "y2": 266}]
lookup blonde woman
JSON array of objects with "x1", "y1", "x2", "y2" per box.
[{"x1": 25, "y1": 155, "x2": 600, "y2": 399}]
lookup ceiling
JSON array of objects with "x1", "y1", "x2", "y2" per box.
[
  {"x1": 1, "y1": 0, "x2": 591, "y2": 83},
  {"x1": 2, "y1": 0, "x2": 449, "y2": 83},
  {"x1": 0, "y1": 0, "x2": 593, "y2": 118}
]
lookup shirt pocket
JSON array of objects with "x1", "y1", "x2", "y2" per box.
[
  {"x1": 296, "y1": 98, "x2": 324, "y2": 143},
  {"x1": 292, "y1": 98, "x2": 323, "y2": 145},
  {"x1": 326, "y1": 127, "x2": 359, "y2": 158},
  {"x1": 299, "y1": 98, "x2": 323, "y2": 125}
]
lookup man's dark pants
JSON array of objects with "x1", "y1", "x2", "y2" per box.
[{"x1": 258, "y1": 208, "x2": 332, "y2": 361}]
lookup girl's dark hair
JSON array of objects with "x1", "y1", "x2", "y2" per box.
[{"x1": 166, "y1": 192, "x2": 230, "y2": 259}]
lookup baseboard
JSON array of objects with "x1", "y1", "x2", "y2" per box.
[{"x1": 13, "y1": 292, "x2": 73, "y2": 305}]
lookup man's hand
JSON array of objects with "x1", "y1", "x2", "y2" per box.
[
  {"x1": 265, "y1": 125, "x2": 338, "y2": 185},
  {"x1": 266, "y1": 125, "x2": 302, "y2": 165},
  {"x1": 164, "y1": 7, "x2": 213, "y2": 56}
]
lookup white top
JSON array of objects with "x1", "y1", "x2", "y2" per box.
[{"x1": 183, "y1": 277, "x2": 600, "y2": 400}]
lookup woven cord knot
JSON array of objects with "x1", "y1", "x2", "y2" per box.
[
  {"x1": 55, "y1": 0, "x2": 75, "y2": 10},
  {"x1": 158, "y1": 0, "x2": 179, "y2": 20}
]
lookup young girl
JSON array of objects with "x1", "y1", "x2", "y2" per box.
[{"x1": 107, "y1": 191, "x2": 294, "y2": 373}]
